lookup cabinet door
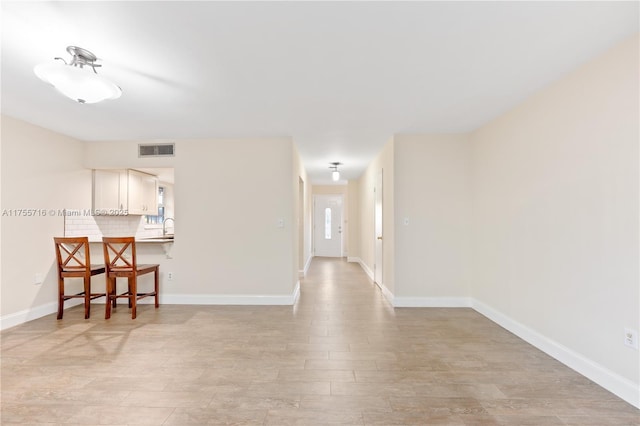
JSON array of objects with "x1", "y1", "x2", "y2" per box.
[
  {"x1": 127, "y1": 170, "x2": 158, "y2": 215},
  {"x1": 93, "y1": 170, "x2": 124, "y2": 211},
  {"x1": 141, "y1": 173, "x2": 158, "y2": 214}
]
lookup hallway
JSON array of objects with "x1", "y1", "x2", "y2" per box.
[{"x1": 1, "y1": 258, "x2": 637, "y2": 425}]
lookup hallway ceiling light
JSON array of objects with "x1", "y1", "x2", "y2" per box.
[
  {"x1": 34, "y1": 46, "x2": 122, "y2": 104},
  {"x1": 329, "y1": 162, "x2": 342, "y2": 181}
]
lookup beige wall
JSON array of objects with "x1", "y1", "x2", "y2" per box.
[
  {"x1": 178, "y1": 138, "x2": 295, "y2": 296},
  {"x1": 394, "y1": 134, "x2": 471, "y2": 299},
  {"x1": 86, "y1": 138, "x2": 298, "y2": 298},
  {"x1": 0, "y1": 116, "x2": 3, "y2": 317},
  {"x1": 471, "y1": 34, "x2": 639, "y2": 392},
  {"x1": 312, "y1": 185, "x2": 347, "y2": 195},
  {"x1": 1, "y1": 116, "x2": 92, "y2": 319}
]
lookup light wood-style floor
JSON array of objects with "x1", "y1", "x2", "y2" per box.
[{"x1": 1, "y1": 258, "x2": 638, "y2": 425}]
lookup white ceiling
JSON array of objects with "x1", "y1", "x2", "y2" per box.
[{"x1": 2, "y1": 1, "x2": 638, "y2": 184}]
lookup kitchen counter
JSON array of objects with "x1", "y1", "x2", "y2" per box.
[
  {"x1": 87, "y1": 237, "x2": 174, "y2": 258},
  {"x1": 86, "y1": 236, "x2": 174, "y2": 243},
  {"x1": 136, "y1": 237, "x2": 175, "y2": 243}
]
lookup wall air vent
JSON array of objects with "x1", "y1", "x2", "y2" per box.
[{"x1": 138, "y1": 143, "x2": 175, "y2": 157}]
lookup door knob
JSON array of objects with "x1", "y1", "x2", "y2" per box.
[{"x1": 377, "y1": 236, "x2": 383, "y2": 240}]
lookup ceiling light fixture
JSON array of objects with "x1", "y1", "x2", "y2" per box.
[
  {"x1": 329, "y1": 162, "x2": 342, "y2": 181},
  {"x1": 34, "y1": 46, "x2": 122, "y2": 104}
]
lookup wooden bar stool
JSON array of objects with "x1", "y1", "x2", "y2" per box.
[
  {"x1": 102, "y1": 237, "x2": 159, "y2": 319},
  {"x1": 53, "y1": 237, "x2": 106, "y2": 319}
]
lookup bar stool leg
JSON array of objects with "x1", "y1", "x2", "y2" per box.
[
  {"x1": 105, "y1": 276, "x2": 113, "y2": 319},
  {"x1": 83, "y1": 274, "x2": 91, "y2": 319},
  {"x1": 57, "y1": 277, "x2": 65, "y2": 320},
  {"x1": 130, "y1": 276, "x2": 137, "y2": 319},
  {"x1": 154, "y1": 267, "x2": 159, "y2": 309}
]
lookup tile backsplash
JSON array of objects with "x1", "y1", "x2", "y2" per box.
[{"x1": 64, "y1": 211, "x2": 164, "y2": 241}]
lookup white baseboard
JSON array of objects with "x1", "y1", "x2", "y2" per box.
[
  {"x1": 301, "y1": 255, "x2": 312, "y2": 277},
  {"x1": 347, "y1": 257, "x2": 393, "y2": 304},
  {"x1": 361, "y1": 264, "x2": 374, "y2": 281},
  {"x1": 109, "y1": 284, "x2": 302, "y2": 306},
  {"x1": 0, "y1": 302, "x2": 56, "y2": 330},
  {"x1": 379, "y1": 283, "x2": 394, "y2": 305},
  {"x1": 159, "y1": 292, "x2": 299, "y2": 306},
  {"x1": 0, "y1": 284, "x2": 301, "y2": 330},
  {"x1": 394, "y1": 297, "x2": 472, "y2": 308},
  {"x1": 292, "y1": 281, "x2": 301, "y2": 304},
  {"x1": 0, "y1": 299, "x2": 85, "y2": 330},
  {"x1": 159, "y1": 281, "x2": 301, "y2": 306},
  {"x1": 472, "y1": 299, "x2": 640, "y2": 409},
  {"x1": 348, "y1": 257, "x2": 374, "y2": 281}
]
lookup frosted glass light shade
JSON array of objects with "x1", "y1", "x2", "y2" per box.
[
  {"x1": 332, "y1": 170, "x2": 340, "y2": 181},
  {"x1": 34, "y1": 62, "x2": 122, "y2": 104}
]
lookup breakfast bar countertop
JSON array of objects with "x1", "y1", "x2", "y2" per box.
[
  {"x1": 86, "y1": 236, "x2": 174, "y2": 258},
  {"x1": 86, "y1": 236, "x2": 174, "y2": 244},
  {"x1": 136, "y1": 236, "x2": 174, "y2": 243}
]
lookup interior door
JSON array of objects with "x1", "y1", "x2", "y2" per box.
[
  {"x1": 374, "y1": 170, "x2": 383, "y2": 285},
  {"x1": 314, "y1": 195, "x2": 343, "y2": 257},
  {"x1": 298, "y1": 177, "x2": 305, "y2": 272}
]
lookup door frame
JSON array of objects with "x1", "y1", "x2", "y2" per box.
[{"x1": 374, "y1": 170, "x2": 383, "y2": 286}]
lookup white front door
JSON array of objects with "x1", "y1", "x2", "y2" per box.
[{"x1": 314, "y1": 195, "x2": 343, "y2": 257}]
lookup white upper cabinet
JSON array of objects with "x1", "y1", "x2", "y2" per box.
[
  {"x1": 92, "y1": 169, "x2": 158, "y2": 215},
  {"x1": 127, "y1": 169, "x2": 158, "y2": 215},
  {"x1": 92, "y1": 169, "x2": 127, "y2": 212}
]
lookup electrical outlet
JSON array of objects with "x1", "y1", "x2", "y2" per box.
[
  {"x1": 624, "y1": 328, "x2": 638, "y2": 349},
  {"x1": 167, "y1": 272, "x2": 173, "y2": 281},
  {"x1": 403, "y1": 217, "x2": 409, "y2": 226},
  {"x1": 34, "y1": 273, "x2": 44, "y2": 285}
]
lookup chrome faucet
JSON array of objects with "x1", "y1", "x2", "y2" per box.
[{"x1": 162, "y1": 217, "x2": 174, "y2": 237}]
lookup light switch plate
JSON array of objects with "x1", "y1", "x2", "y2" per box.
[{"x1": 624, "y1": 328, "x2": 638, "y2": 349}]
